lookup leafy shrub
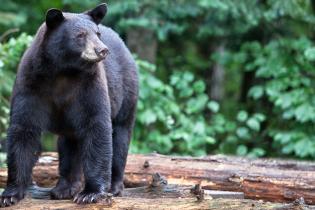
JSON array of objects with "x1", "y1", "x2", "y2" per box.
[
  {"x1": 132, "y1": 60, "x2": 219, "y2": 155},
  {"x1": 132, "y1": 59, "x2": 267, "y2": 156},
  {"x1": 0, "y1": 33, "x2": 32, "y2": 140},
  {"x1": 0, "y1": 33, "x2": 32, "y2": 165},
  {"x1": 222, "y1": 37, "x2": 315, "y2": 158}
]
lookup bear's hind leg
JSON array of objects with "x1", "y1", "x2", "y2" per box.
[
  {"x1": 110, "y1": 98, "x2": 137, "y2": 197},
  {"x1": 110, "y1": 122, "x2": 133, "y2": 196},
  {"x1": 51, "y1": 136, "x2": 82, "y2": 200}
]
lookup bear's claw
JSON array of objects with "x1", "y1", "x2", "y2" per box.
[
  {"x1": 73, "y1": 191, "x2": 106, "y2": 204},
  {"x1": 51, "y1": 181, "x2": 81, "y2": 200},
  {"x1": 0, "y1": 195, "x2": 19, "y2": 207}
]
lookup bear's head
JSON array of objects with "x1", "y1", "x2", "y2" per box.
[{"x1": 44, "y1": 3, "x2": 109, "y2": 70}]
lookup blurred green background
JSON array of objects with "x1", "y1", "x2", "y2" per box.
[{"x1": 0, "y1": 0, "x2": 315, "y2": 161}]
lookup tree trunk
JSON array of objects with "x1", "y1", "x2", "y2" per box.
[
  {"x1": 210, "y1": 44, "x2": 225, "y2": 101},
  {"x1": 127, "y1": 28, "x2": 157, "y2": 63},
  {"x1": 0, "y1": 153, "x2": 315, "y2": 204}
]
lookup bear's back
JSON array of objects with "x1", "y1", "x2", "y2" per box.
[
  {"x1": 98, "y1": 25, "x2": 138, "y2": 120},
  {"x1": 98, "y1": 25, "x2": 136, "y2": 74}
]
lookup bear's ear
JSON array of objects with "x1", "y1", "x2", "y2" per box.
[
  {"x1": 46, "y1": 8, "x2": 64, "y2": 29},
  {"x1": 86, "y1": 3, "x2": 107, "y2": 25}
]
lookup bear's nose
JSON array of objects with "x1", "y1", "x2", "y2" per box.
[{"x1": 95, "y1": 47, "x2": 109, "y2": 59}]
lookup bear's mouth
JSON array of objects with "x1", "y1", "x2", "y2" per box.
[{"x1": 81, "y1": 51, "x2": 106, "y2": 63}]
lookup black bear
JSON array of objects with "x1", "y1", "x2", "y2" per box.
[{"x1": 0, "y1": 3, "x2": 138, "y2": 207}]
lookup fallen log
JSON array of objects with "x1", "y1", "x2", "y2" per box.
[
  {"x1": 124, "y1": 153, "x2": 315, "y2": 205},
  {"x1": 5, "y1": 171, "x2": 301, "y2": 210},
  {"x1": 2, "y1": 172, "x2": 311, "y2": 210},
  {"x1": 27, "y1": 173, "x2": 244, "y2": 200},
  {"x1": 0, "y1": 153, "x2": 315, "y2": 204},
  {"x1": 4, "y1": 197, "x2": 304, "y2": 210},
  {"x1": 22, "y1": 174, "x2": 310, "y2": 209}
]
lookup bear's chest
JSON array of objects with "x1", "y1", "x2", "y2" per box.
[
  {"x1": 44, "y1": 76, "x2": 81, "y2": 135},
  {"x1": 51, "y1": 76, "x2": 80, "y2": 108}
]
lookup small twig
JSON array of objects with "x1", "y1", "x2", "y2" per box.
[
  {"x1": 190, "y1": 184, "x2": 204, "y2": 202},
  {"x1": 0, "y1": 28, "x2": 20, "y2": 43},
  {"x1": 292, "y1": 197, "x2": 305, "y2": 206}
]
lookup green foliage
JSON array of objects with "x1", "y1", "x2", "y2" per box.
[
  {"x1": 0, "y1": 0, "x2": 315, "y2": 159},
  {"x1": 132, "y1": 59, "x2": 268, "y2": 157},
  {"x1": 0, "y1": 33, "x2": 32, "y2": 140},
  {"x1": 124, "y1": 0, "x2": 315, "y2": 158},
  {"x1": 132, "y1": 60, "x2": 217, "y2": 156},
  {"x1": 0, "y1": 33, "x2": 32, "y2": 165},
  {"x1": 0, "y1": 0, "x2": 103, "y2": 34},
  {"x1": 232, "y1": 38, "x2": 315, "y2": 158}
]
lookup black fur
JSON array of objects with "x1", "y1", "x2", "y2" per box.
[{"x1": 0, "y1": 3, "x2": 138, "y2": 207}]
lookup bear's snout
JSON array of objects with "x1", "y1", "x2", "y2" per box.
[
  {"x1": 81, "y1": 39, "x2": 109, "y2": 62},
  {"x1": 95, "y1": 47, "x2": 109, "y2": 59}
]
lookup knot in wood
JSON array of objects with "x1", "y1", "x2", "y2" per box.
[{"x1": 143, "y1": 160, "x2": 150, "y2": 168}]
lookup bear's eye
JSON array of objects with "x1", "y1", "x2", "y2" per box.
[
  {"x1": 96, "y1": 31, "x2": 101, "y2": 38},
  {"x1": 77, "y1": 32, "x2": 86, "y2": 39}
]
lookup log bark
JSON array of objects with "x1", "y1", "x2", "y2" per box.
[
  {"x1": 0, "y1": 153, "x2": 315, "y2": 205},
  {"x1": 4, "y1": 197, "x2": 305, "y2": 210},
  {"x1": 27, "y1": 173, "x2": 244, "y2": 200},
  {"x1": 6, "y1": 171, "x2": 303, "y2": 210},
  {"x1": 124, "y1": 154, "x2": 315, "y2": 205},
  {"x1": 20, "y1": 177, "x2": 309, "y2": 209}
]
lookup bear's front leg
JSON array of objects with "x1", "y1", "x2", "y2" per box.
[
  {"x1": 73, "y1": 118, "x2": 112, "y2": 204},
  {"x1": 0, "y1": 123, "x2": 39, "y2": 207},
  {"x1": 0, "y1": 125, "x2": 41, "y2": 207},
  {"x1": 0, "y1": 95, "x2": 43, "y2": 207}
]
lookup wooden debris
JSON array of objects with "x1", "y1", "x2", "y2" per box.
[{"x1": 0, "y1": 153, "x2": 315, "y2": 204}]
